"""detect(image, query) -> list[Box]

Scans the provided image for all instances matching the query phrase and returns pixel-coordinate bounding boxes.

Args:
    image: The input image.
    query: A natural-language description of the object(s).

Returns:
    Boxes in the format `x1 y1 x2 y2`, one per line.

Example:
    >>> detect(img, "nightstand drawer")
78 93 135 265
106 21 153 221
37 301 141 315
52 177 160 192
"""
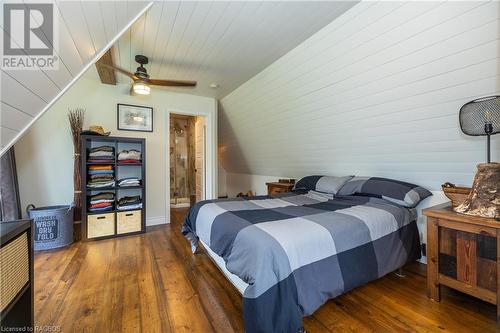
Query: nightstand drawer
87 213 115 238
117 210 142 234
269 186 289 195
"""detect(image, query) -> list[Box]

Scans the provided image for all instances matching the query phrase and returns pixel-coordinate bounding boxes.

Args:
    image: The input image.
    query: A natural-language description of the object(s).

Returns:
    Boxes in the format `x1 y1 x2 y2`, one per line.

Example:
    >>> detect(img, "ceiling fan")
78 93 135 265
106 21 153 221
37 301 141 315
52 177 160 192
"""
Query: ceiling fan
99 55 196 95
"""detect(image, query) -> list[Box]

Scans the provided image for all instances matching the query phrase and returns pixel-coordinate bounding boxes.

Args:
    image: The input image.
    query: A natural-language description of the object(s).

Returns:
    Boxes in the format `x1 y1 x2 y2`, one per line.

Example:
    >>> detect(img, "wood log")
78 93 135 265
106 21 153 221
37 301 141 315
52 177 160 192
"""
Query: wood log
454 163 499 219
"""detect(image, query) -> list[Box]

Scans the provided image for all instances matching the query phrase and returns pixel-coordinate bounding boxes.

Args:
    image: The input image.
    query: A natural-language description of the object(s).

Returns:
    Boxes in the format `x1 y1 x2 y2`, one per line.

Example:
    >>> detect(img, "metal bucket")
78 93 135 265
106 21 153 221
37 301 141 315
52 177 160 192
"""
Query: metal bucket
26 204 74 251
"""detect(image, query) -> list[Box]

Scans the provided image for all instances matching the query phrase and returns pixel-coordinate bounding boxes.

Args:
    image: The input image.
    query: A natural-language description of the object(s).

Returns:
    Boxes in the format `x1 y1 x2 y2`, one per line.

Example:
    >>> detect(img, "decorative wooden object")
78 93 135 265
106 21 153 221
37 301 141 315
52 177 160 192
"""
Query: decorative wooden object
0 220 33 330
423 204 500 319
68 108 84 241
455 163 499 219
95 48 116 85
266 182 295 196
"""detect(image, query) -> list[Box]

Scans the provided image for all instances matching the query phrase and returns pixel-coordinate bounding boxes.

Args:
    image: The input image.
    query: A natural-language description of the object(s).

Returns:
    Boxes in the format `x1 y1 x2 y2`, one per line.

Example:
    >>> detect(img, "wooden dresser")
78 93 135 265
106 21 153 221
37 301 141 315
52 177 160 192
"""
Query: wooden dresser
266 182 295 196
423 204 500 319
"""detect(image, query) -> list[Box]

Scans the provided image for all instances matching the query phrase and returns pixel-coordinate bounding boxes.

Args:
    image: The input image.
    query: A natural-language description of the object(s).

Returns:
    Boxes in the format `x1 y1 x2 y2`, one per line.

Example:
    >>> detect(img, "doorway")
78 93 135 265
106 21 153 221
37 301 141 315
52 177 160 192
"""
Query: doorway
169 114 205 208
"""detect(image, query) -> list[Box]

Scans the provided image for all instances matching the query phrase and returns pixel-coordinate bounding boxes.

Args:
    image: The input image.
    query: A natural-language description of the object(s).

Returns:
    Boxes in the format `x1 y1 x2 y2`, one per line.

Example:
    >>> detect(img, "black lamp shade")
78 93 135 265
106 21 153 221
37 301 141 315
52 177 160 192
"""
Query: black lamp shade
459 95 499 163
459 95 500 136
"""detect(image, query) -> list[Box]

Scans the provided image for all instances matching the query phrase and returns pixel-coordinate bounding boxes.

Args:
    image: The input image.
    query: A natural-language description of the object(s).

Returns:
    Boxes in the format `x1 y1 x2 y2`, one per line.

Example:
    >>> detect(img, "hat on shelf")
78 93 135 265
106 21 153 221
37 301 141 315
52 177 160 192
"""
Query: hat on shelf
81 125 111 136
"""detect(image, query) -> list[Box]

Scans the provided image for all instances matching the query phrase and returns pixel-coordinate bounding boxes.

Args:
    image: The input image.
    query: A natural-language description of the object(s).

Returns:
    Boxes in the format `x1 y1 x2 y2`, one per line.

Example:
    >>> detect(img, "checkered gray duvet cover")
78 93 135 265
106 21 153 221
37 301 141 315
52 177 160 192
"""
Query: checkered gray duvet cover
182 191 421 333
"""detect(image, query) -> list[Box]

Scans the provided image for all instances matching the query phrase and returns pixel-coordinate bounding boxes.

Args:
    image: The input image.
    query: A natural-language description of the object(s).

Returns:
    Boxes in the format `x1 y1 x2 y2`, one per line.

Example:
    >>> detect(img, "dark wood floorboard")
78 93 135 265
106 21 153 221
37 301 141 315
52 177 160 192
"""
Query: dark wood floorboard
34 208 499 332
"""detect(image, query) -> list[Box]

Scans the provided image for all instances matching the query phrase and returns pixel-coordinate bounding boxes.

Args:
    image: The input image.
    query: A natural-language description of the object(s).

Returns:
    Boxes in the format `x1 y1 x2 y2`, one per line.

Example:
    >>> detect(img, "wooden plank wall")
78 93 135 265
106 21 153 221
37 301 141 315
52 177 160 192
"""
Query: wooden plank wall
219 1 500 191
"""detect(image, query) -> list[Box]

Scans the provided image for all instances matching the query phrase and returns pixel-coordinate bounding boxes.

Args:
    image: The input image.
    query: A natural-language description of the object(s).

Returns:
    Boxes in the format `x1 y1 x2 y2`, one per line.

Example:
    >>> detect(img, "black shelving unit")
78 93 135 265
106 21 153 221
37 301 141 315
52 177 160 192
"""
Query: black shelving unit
81 135 146 241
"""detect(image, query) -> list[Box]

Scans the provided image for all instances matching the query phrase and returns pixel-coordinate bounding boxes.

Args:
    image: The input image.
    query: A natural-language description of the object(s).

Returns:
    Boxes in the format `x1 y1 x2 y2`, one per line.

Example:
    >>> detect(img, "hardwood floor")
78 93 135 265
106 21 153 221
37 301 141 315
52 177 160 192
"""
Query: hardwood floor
34 208 499 332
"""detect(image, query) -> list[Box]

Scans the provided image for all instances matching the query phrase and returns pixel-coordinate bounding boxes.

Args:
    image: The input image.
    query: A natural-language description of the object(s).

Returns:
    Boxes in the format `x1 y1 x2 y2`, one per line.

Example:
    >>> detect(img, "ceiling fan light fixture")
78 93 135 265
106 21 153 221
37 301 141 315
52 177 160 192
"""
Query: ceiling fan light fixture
133 80 151 95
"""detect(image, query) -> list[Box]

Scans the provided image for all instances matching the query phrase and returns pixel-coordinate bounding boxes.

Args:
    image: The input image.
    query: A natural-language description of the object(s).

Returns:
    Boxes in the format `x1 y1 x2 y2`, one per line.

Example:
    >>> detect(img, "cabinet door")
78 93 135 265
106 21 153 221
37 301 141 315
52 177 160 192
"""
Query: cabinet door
439 226 497 291
195 117 205 202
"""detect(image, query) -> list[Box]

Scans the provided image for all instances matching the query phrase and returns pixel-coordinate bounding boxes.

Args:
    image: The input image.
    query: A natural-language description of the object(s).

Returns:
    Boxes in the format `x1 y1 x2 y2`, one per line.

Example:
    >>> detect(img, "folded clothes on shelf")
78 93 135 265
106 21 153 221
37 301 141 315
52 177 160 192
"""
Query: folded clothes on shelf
117 203 142 211
89 192 115 201
118 195 141 205
90 145 114 153
118 159 141 164
90 174 114 180
117 177 141 187
88 146 115 162
87 180 115 188
89 202 113 209
117 195 142 210
90 199 114 204
88 170 114 175
88 159 114 163
89 165 113 170
88 205 114 213
118 149 141 161
88 192 115 212
87 165 114 188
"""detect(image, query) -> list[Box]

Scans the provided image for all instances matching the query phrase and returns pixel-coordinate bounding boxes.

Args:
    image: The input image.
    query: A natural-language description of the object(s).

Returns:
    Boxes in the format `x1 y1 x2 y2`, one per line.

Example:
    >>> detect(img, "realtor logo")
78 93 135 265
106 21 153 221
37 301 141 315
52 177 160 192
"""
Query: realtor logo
2 3 58 70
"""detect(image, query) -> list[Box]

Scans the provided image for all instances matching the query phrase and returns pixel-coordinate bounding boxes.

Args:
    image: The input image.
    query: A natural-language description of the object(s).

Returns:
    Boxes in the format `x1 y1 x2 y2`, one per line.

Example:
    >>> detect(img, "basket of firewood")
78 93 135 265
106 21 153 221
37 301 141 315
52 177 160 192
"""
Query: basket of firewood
442 182 471 208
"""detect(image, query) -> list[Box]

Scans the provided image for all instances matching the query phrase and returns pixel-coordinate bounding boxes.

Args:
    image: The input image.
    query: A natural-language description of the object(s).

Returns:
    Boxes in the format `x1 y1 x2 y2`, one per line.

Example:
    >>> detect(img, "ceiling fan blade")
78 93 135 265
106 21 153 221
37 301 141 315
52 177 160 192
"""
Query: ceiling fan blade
98 63 138 80
148 78 197 87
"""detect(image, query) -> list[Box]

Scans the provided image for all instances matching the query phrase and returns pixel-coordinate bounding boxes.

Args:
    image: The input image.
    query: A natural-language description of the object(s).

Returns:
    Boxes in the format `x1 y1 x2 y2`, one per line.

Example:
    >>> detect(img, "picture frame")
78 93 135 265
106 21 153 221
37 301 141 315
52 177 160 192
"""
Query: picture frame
117 103 153 132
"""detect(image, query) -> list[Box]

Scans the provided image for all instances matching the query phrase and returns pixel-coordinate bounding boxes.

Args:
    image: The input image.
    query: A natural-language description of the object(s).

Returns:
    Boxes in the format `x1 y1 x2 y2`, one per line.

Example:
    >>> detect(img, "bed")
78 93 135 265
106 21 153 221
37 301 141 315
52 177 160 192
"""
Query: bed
182 178 425 333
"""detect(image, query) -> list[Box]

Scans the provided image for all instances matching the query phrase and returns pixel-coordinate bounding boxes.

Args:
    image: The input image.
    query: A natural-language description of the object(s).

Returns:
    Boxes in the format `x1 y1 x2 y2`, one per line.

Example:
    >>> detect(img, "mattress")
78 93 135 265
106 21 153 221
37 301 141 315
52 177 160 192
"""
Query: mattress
199 239 248 295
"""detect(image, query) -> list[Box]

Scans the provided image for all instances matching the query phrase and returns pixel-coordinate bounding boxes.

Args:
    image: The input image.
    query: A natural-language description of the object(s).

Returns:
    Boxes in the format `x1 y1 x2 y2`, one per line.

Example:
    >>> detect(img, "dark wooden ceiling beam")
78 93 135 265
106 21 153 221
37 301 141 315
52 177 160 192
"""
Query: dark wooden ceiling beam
95 48 116 85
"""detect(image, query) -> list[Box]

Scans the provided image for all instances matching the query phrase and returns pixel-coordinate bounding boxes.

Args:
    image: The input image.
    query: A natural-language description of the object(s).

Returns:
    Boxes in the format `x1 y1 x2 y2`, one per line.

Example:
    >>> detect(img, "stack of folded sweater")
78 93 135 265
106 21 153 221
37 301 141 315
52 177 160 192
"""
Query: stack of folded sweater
88 165 115 188
118 149 141 164
117 195 142 210
117 177 141 187
88 145 115 163
88 192 115 212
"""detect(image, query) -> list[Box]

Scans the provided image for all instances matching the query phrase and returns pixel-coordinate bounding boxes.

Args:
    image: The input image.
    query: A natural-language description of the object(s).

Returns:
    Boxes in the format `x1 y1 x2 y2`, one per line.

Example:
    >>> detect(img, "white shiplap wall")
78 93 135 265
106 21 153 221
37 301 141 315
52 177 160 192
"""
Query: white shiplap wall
109 1 357 98
0 0 151 153
219 1 500 193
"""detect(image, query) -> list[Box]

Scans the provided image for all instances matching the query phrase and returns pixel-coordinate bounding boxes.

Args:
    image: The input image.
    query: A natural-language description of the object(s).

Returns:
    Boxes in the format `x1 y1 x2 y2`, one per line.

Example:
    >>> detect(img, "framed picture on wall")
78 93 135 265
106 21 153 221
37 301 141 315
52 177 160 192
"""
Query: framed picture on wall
117 104 153 132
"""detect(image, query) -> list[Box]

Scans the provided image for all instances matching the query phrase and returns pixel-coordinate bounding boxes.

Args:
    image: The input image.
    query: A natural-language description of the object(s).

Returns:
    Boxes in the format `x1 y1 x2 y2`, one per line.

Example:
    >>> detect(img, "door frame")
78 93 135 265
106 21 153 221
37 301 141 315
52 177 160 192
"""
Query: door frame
165 108 217 223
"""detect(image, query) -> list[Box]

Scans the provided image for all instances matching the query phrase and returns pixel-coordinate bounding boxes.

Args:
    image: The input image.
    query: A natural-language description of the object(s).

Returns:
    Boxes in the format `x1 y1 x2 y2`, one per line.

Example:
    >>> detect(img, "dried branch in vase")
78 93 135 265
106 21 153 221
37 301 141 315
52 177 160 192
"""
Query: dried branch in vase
68 108 85 227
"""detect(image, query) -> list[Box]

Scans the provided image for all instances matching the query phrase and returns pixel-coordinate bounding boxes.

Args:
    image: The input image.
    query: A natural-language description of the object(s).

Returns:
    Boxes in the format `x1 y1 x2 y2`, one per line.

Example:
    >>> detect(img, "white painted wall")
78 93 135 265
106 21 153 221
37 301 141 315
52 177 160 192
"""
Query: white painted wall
220 1 500 192
219 1 500 245
15 68 217 226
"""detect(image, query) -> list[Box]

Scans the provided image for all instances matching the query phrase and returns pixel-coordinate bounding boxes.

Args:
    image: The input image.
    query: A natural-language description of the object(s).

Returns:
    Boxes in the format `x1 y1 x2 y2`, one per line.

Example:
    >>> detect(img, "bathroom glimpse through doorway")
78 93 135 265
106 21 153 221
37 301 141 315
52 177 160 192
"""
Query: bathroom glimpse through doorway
169 114 205 208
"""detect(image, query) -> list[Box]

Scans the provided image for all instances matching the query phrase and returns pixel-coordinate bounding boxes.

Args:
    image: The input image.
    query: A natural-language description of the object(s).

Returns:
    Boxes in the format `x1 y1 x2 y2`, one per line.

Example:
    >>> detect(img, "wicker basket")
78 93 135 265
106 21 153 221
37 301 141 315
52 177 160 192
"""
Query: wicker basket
442 185 471 207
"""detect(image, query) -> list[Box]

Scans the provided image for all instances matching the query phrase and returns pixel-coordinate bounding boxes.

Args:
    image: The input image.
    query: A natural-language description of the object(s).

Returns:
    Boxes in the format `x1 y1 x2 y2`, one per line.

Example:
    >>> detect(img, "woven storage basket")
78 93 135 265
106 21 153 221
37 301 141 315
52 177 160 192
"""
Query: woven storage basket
0 232 29 312
442 185 471 207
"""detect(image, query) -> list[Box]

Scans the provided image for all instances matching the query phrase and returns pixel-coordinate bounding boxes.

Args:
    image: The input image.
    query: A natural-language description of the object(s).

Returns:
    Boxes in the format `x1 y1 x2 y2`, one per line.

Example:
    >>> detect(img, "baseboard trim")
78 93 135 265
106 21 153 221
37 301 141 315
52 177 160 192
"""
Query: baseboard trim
147 216 168 226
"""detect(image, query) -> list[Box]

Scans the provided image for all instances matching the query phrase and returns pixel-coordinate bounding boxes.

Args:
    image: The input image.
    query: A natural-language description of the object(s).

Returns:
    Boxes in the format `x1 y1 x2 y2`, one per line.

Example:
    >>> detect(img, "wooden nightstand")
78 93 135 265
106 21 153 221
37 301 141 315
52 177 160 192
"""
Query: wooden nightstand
423 204 500 319
266 182 295 196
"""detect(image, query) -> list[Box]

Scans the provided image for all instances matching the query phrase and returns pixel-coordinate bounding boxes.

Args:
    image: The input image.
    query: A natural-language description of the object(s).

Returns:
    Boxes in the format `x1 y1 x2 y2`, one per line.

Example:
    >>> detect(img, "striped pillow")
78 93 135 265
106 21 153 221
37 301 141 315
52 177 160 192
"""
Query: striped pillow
337 177 432 208
293 175 354 195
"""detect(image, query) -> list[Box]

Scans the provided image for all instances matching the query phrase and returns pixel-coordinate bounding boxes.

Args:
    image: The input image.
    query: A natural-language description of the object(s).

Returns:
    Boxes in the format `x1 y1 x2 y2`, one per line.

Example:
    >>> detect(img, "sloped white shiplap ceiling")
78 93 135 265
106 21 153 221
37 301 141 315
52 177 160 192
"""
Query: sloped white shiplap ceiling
0 0 152 153
105 1 358 98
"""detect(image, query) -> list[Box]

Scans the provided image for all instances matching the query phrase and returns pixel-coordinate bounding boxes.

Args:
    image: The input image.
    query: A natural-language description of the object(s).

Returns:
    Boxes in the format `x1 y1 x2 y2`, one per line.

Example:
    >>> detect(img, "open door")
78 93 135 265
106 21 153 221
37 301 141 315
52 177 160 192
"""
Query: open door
194 117 205 202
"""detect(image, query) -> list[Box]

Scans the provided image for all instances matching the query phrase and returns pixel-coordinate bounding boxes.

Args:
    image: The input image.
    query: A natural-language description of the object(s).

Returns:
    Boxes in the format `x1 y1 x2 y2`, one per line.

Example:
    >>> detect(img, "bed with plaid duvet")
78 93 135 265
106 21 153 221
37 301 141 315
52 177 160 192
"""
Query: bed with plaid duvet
182 191 421 333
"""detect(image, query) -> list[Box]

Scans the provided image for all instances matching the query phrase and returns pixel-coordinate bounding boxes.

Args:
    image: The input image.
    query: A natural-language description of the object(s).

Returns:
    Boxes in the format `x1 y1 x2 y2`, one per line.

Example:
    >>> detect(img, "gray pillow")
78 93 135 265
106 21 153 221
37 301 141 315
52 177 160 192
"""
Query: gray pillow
294 175 354 195
338 177 432 207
